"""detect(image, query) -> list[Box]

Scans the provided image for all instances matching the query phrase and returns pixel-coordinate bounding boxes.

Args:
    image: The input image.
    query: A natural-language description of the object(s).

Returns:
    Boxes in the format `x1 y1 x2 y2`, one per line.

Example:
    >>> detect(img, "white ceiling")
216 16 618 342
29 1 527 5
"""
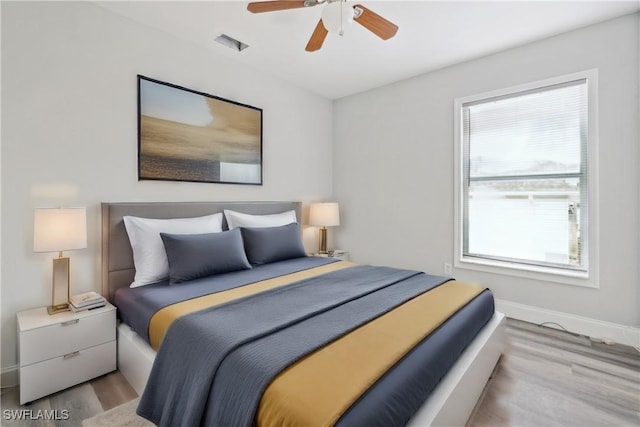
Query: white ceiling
96 0 639 99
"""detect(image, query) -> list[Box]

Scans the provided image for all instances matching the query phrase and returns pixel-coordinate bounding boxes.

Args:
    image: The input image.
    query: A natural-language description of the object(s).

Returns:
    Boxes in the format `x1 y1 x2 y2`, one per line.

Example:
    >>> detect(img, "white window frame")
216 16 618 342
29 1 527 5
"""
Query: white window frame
453 70 599 288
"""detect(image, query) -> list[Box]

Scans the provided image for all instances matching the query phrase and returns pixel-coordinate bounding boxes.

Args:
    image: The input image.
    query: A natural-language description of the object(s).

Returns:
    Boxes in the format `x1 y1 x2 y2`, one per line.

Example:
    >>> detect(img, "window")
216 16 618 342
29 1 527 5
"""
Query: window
454 71 598 285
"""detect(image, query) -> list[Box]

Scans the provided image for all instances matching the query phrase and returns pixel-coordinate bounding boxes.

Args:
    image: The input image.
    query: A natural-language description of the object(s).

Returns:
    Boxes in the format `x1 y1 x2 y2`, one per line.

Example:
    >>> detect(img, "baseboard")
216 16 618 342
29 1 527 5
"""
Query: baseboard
496 299 640 349
1 365 19 387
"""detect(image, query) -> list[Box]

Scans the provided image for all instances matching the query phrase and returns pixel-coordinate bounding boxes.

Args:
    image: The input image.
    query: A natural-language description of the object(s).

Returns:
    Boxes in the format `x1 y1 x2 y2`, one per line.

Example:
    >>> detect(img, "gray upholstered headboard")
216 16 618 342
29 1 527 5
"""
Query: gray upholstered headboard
101 201 302 302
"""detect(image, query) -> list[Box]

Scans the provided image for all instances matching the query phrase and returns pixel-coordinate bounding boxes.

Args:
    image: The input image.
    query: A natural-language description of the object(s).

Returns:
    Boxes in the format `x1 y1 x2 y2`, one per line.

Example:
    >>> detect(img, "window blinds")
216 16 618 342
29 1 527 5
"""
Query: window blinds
462 79 588 271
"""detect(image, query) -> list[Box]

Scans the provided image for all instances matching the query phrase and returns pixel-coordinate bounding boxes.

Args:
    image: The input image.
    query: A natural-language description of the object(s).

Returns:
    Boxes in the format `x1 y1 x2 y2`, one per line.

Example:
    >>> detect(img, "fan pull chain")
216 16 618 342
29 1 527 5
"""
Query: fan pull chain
339 0 345 36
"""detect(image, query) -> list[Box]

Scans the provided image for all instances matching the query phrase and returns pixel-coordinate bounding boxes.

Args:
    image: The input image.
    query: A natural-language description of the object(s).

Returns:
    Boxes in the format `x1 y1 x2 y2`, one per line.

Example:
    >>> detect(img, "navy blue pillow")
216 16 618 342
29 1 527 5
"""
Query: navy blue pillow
240 223 306 265
160 228 251 284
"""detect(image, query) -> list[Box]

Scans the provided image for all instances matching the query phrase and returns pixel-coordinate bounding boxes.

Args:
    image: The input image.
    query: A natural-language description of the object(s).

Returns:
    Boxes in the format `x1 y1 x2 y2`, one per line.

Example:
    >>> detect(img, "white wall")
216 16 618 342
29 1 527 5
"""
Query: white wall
1 2 333 370
333 14 639 328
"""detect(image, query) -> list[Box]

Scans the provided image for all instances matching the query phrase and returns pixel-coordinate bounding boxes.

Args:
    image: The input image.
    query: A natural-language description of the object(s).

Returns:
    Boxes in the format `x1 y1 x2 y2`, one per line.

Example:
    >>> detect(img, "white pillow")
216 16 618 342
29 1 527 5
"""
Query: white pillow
224 209 297 230
123 213 223 287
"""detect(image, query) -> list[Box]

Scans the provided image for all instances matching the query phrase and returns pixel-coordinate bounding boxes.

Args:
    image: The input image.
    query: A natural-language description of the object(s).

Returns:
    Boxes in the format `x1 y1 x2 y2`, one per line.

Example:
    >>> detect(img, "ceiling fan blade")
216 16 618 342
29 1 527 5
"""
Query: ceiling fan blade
247 1 306 14
305 19 328 52
353 4 398 40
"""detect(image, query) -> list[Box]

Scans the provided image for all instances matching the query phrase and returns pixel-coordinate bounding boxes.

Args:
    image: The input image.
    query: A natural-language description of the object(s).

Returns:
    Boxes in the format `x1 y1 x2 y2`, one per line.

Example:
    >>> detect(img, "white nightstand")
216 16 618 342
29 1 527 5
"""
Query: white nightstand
17 302 116 404
314 250 350 261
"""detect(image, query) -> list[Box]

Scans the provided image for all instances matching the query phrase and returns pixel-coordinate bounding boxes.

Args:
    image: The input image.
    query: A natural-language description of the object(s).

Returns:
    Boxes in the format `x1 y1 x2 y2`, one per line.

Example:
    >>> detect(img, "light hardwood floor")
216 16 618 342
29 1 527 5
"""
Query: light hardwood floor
468 319 639 427
1 371 137 426
1 318 638 426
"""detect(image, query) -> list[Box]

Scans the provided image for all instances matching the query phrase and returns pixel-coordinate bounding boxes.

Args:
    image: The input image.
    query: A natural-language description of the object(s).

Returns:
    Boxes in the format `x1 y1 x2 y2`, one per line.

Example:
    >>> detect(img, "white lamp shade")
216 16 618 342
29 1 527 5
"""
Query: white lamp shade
321 1 355 33
34 208 87 252
309 202 340 227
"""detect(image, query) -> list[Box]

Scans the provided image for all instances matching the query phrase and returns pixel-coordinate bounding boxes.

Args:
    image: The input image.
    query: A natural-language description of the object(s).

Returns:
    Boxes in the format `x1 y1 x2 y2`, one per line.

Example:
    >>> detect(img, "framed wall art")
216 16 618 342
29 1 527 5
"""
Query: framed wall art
137 75 263 185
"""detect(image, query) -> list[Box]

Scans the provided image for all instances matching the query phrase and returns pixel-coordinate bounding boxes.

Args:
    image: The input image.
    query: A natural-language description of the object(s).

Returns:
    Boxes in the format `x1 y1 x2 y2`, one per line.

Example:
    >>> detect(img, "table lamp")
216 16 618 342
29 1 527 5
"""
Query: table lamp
33 207 87 314
309 202 340 254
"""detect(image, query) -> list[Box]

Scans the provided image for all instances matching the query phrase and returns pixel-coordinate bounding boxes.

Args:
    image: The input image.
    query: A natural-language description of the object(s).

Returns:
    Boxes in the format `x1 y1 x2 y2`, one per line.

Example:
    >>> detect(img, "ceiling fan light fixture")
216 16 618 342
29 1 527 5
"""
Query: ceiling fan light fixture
246 0 398 51
321 1 354 34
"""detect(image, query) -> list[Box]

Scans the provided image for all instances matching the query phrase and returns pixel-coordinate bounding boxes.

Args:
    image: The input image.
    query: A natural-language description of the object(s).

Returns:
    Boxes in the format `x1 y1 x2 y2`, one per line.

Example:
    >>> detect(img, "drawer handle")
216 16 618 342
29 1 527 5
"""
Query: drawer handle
63 351 80 359
61 319 79 326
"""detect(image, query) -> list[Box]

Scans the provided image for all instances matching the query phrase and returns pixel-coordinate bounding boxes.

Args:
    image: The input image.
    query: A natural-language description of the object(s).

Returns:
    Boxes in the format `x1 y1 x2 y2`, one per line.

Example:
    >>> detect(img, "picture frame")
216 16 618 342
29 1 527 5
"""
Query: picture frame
137 75 263 185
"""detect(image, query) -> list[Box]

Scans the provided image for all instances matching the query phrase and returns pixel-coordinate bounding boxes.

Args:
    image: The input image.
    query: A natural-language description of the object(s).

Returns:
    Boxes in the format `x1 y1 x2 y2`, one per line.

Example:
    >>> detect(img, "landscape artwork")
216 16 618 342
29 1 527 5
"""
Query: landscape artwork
138 76 262 185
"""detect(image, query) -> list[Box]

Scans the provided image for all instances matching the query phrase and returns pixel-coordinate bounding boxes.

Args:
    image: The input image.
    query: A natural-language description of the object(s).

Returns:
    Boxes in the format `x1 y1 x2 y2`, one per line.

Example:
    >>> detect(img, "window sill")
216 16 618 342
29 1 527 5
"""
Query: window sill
455 257 598 289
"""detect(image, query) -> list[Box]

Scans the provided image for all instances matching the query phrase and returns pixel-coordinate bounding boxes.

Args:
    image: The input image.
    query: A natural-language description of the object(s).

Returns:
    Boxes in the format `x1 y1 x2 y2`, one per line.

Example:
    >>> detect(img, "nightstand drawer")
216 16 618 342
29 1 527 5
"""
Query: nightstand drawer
19 309 115 366
20 340 116 404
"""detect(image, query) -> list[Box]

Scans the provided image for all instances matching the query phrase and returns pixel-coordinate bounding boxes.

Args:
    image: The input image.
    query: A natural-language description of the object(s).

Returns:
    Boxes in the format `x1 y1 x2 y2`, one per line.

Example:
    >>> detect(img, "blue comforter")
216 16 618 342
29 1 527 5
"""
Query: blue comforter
135 263 493 427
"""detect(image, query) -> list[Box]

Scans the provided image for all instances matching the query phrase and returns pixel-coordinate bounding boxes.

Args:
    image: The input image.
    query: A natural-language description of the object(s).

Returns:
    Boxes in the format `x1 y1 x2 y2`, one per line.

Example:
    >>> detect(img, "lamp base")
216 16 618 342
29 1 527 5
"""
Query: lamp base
47 303 70 315
50 255 71 316
318 227 329 254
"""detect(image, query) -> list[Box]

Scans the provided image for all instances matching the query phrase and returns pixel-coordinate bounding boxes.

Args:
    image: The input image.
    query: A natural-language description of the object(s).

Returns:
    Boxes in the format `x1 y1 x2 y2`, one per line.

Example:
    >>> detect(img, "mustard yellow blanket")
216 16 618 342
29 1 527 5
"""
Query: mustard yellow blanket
257 280 485 427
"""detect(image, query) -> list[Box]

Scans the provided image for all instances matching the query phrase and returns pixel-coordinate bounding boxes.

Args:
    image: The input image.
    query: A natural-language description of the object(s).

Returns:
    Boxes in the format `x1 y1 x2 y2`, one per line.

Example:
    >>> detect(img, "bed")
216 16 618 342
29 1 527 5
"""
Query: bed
101 201 505 427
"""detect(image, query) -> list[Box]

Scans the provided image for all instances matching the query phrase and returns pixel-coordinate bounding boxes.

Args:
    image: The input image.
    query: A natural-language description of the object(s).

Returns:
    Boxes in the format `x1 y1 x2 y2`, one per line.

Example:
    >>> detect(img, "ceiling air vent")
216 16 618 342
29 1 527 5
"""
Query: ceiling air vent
215 34 249 52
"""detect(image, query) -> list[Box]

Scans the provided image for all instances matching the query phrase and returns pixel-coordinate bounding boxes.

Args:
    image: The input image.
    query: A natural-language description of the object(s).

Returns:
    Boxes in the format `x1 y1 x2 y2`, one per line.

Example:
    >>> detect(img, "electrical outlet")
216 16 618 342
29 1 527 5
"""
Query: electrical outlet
444 263 452 275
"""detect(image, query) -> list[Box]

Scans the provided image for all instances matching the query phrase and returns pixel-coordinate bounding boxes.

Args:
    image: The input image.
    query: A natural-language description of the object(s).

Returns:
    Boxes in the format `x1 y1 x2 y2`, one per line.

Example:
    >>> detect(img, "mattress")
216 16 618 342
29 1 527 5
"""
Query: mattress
115 257 494 427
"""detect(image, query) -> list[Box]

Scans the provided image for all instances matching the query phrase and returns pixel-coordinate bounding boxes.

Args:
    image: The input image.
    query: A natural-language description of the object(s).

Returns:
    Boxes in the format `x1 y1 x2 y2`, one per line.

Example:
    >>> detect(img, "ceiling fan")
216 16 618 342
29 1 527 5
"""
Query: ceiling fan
247 0 399 52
